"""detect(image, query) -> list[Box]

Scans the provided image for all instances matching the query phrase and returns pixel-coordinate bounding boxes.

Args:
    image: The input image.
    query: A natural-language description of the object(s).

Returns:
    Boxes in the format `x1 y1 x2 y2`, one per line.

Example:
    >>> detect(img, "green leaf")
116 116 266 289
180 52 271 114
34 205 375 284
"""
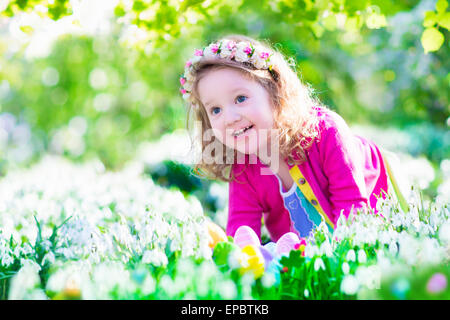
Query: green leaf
114 5 126 18
345 15 362 31
16 0 28 10
212 241 239 266
436 0 448 14
132 0 148 12
19 25 34 34
366 13 387 29
323 14 337 31
421 27 445 53
423 11 437 28
311 21 325 38
437 12 450 30
280 250 304 269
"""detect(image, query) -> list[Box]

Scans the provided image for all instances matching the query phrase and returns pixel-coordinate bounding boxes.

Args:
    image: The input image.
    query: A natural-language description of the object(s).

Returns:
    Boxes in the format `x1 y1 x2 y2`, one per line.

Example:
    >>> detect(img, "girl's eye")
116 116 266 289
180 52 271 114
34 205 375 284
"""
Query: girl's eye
235 95 247 104
211 107 221 115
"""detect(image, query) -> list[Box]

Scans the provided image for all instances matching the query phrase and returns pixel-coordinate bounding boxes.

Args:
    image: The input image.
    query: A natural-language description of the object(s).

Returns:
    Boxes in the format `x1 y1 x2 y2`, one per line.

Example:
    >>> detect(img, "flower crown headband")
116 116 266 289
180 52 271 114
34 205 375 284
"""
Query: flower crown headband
179 39 274 104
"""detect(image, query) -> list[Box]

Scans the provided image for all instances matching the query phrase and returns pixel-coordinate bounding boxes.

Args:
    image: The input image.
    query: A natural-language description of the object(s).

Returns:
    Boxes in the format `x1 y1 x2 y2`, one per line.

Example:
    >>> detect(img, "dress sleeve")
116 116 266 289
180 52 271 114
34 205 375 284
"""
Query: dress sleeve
318 112 369 220
226 165 263 240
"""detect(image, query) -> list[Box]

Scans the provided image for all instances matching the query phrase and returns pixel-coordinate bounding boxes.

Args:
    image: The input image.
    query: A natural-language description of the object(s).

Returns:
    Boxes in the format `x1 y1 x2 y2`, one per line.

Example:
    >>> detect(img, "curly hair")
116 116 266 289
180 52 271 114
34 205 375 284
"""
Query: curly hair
184 34 326 182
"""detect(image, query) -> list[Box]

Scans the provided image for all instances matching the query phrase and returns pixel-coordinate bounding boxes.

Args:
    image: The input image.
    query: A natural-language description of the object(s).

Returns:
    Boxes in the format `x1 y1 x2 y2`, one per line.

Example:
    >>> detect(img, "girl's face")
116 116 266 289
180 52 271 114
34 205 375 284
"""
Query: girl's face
197 68 275 155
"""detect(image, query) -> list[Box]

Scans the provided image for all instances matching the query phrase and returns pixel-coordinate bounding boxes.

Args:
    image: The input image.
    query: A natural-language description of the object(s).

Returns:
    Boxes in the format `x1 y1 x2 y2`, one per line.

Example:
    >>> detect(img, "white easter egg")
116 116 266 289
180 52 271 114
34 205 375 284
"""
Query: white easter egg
276 232 300 256
234 225 260 248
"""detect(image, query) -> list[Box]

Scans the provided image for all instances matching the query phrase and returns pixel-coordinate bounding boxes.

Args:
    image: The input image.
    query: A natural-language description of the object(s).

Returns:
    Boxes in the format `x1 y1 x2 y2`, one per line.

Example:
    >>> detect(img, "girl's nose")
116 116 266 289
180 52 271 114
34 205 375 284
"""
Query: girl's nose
224 105 242 126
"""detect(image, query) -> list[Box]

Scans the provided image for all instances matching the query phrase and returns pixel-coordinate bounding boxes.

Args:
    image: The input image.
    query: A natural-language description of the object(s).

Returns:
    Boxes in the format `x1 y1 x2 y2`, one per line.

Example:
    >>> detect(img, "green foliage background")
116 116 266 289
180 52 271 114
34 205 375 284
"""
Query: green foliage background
0 0 449 301
0 0 448 173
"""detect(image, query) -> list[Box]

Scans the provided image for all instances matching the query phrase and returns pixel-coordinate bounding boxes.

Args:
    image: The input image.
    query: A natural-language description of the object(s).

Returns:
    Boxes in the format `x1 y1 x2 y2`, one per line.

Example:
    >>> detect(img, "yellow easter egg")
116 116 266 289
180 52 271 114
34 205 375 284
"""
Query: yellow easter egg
238 245 265 279
53 278 81 300
206 221 228 249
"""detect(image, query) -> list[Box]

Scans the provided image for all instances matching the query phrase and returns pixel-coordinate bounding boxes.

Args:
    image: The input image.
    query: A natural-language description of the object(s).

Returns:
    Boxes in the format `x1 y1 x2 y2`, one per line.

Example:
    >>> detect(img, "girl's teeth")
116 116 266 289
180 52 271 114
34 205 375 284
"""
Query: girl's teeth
233 126 252 136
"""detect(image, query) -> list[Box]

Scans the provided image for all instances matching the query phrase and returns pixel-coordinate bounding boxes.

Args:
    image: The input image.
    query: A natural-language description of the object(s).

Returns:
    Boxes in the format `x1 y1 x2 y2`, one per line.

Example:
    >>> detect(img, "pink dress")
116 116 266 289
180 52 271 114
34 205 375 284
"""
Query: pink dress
227 108 389 242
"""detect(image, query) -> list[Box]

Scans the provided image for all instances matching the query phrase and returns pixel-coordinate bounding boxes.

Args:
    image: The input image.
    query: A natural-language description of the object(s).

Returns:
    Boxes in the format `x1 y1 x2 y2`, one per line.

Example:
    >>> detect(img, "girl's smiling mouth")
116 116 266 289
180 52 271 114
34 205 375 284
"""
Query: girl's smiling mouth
231 125 254 137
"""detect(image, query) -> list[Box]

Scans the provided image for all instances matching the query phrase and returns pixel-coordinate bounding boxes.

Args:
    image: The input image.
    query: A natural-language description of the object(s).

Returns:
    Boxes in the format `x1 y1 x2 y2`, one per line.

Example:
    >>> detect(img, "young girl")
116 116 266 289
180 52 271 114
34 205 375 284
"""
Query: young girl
179 35 407 243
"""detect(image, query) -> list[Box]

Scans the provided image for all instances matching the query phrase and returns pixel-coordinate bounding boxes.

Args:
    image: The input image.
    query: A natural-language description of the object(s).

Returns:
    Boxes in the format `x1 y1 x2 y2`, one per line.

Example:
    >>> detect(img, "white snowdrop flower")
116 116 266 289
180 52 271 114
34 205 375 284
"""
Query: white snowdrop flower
198 261 217 281
303 242 319 258
195 279 210 297
42 252 55 265
220 279 237 299
346 249 356 262
406 157 435 190
418 238 443 265
158 274 175 296
40 239 52 252
261 272 276 288
336 212 349 228
398 236 418 265
340 274 359 295
390 213 403 229
20 259 41 272
47 263 90 298
227 250 241 269
1 254 14 267
357 249 367 264
342 262 350 275
240 272 255 299
429 211 440 232
1 217 16 240
172 274 190 294
378 230 390 246
90 262 136 299
319 240 333 257
356 265 381 290
142 249 168 267
314 258 326 271
419 221 434 237
439 221 450 244
140 275 156 296
8 261 43 299
411 217 421 232
304 288 310 298
176 259 196 277
196 239 213 260
110 222 133 246
196 262 217 296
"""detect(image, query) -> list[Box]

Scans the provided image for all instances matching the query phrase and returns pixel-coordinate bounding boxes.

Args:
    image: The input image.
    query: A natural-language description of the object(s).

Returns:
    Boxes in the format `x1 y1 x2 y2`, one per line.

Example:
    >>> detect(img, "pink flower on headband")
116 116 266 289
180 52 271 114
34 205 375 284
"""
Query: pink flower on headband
211 43 219 53
227 41 236 50
180 40 273 101
260 52 270 60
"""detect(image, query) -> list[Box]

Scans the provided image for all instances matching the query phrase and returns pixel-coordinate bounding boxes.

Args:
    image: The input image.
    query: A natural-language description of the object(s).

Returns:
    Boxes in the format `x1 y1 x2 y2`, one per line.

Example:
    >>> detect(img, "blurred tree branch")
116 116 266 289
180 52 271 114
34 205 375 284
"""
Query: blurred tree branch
2 0 448 53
